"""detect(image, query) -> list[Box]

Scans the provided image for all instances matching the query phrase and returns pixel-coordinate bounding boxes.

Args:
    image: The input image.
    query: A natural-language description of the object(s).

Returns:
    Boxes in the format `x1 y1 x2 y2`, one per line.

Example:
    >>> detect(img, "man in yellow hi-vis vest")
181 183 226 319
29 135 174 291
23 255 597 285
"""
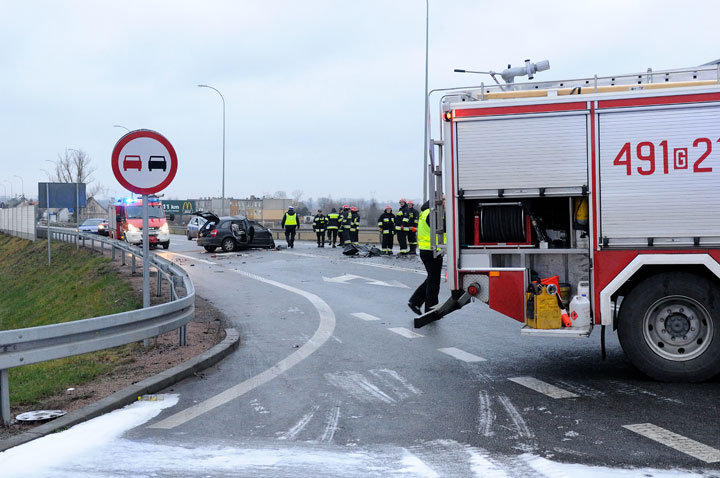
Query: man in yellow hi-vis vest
408 198 445 315
281 205 300 248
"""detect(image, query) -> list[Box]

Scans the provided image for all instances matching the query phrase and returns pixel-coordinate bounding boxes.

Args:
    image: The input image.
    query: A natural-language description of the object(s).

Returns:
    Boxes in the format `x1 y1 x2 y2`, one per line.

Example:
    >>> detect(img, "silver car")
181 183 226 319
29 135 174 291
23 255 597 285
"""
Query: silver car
186 215 207 240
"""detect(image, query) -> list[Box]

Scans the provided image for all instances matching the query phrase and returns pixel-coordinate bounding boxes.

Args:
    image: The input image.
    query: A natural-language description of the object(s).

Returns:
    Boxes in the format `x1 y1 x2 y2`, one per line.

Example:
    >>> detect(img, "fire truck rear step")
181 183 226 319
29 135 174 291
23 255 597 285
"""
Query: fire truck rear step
520 324 592 337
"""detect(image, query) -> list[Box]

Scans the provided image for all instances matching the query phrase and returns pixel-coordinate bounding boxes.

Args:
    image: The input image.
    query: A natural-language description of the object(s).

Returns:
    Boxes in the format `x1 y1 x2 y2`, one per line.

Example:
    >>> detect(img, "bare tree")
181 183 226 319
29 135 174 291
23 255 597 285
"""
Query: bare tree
273 190 287 199
50 148 108 198
291 189 304 203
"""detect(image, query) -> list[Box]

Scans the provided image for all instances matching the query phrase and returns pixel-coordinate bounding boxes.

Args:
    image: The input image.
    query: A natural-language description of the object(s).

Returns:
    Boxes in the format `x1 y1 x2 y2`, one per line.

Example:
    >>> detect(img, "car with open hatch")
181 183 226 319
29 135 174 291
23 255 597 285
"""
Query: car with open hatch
195 212 275 252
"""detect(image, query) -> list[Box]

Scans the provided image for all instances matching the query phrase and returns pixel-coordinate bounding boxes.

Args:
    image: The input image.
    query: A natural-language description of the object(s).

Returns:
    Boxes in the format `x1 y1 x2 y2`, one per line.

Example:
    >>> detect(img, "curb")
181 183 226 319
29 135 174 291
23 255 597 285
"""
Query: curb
0 327 240 452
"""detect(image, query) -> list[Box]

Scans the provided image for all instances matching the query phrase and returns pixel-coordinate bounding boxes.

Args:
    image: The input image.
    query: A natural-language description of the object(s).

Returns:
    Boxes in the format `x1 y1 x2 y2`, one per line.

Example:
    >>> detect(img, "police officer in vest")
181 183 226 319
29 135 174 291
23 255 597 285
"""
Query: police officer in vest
312 209 328 247
377 205 395 255
408 197 446 315
326 208 340 247
395 198 410 255
407 200 419 254
281 205 300 248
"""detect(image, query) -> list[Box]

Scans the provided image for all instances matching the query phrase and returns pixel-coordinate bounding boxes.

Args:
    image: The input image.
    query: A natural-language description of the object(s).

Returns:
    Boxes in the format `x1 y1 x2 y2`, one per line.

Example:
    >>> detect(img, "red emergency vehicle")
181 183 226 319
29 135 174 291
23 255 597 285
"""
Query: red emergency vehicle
421 62 720 381
108 196 171 249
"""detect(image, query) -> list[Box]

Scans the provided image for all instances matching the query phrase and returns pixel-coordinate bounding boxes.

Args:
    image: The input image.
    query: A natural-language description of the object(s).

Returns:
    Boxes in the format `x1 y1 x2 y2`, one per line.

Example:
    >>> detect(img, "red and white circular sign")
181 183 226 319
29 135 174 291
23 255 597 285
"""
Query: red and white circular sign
111 129 178 194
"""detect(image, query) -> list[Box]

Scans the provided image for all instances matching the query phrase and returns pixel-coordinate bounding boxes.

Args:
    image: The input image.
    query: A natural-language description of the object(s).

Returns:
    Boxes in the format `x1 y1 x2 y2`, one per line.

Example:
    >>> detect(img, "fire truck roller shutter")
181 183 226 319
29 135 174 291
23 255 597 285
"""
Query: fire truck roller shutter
456 113 588 194
599 104 720 243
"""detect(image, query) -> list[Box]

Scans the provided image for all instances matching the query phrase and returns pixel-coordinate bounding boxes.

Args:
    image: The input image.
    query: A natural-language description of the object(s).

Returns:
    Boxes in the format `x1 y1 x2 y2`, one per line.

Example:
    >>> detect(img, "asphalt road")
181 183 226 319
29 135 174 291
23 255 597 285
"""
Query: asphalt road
17 234 720 476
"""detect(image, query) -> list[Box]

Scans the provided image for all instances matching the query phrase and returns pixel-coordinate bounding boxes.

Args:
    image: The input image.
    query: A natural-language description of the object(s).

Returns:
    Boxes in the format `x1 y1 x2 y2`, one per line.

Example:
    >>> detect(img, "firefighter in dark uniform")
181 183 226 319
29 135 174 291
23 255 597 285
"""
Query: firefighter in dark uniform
312 209 327 247
377 205 395 255
407 200 419 254
339 204 352 246
395 198 410 255
326 208 340 247
350 206 360 245
281 205 300 248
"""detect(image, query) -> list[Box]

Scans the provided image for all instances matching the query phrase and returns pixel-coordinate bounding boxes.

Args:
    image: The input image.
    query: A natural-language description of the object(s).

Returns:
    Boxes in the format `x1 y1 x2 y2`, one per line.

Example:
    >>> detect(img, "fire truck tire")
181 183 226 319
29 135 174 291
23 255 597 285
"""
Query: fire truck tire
618 272 720 382
161 241 169 250
221 237 236 253
204 246 217 252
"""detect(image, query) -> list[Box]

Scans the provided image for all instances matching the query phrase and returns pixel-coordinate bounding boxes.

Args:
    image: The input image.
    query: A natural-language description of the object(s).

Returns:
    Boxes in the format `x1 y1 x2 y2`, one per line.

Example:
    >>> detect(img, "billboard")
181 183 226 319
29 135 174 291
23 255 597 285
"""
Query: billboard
37 183 87 209
163 200 195 215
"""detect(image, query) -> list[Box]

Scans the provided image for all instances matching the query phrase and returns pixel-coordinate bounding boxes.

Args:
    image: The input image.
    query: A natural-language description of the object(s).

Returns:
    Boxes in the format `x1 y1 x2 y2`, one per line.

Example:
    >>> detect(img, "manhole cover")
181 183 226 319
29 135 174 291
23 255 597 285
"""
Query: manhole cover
15 410 66 422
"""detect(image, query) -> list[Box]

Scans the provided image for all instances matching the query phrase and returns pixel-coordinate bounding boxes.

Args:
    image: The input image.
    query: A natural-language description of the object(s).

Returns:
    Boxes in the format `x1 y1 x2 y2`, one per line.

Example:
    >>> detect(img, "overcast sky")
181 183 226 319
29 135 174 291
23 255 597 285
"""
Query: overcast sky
1 0 718 204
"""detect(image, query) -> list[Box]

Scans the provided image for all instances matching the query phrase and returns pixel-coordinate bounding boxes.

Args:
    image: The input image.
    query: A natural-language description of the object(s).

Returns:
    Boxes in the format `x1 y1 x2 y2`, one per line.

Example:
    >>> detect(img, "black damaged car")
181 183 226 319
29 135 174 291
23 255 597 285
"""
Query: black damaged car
195 212 275 252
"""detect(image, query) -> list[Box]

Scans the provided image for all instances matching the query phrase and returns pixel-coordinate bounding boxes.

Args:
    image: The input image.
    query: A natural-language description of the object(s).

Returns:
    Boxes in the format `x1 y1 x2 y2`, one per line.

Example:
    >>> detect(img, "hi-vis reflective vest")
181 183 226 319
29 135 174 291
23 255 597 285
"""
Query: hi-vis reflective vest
418 209 445 251
283 212 298 226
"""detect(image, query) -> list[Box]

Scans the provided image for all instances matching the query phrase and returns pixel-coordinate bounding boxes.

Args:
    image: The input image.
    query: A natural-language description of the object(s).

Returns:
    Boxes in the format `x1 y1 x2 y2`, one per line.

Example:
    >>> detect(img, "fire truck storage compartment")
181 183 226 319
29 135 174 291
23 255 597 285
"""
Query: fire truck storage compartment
455 112 588 196
459 197 583 249
599 103 720 246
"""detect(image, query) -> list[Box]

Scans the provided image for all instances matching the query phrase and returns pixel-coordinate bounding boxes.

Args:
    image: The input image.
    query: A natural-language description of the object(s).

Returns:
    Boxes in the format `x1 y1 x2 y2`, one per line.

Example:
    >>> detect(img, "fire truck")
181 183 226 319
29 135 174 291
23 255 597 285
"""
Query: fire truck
108 196 171 249
418 60 720 382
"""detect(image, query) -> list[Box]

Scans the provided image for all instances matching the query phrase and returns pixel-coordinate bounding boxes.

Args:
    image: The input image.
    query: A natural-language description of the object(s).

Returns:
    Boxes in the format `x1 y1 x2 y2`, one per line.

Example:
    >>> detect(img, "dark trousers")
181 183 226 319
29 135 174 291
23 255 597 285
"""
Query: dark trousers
396 230 408 253
284 225 297 248
315 231 325 246
407 230 417 253
381 233 393 252
409 250 443 312
350 229 359 244
327 229 338 245
341 229 351 245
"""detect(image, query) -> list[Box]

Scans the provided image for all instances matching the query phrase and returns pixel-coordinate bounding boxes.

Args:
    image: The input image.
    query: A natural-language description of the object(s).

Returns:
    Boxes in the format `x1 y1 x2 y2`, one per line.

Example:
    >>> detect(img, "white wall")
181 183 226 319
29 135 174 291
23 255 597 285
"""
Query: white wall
0 205 37 241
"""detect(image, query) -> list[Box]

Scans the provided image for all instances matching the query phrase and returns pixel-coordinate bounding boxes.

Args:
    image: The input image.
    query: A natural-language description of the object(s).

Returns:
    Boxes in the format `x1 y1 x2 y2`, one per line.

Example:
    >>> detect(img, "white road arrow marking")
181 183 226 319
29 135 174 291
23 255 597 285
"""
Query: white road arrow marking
322 274 409 288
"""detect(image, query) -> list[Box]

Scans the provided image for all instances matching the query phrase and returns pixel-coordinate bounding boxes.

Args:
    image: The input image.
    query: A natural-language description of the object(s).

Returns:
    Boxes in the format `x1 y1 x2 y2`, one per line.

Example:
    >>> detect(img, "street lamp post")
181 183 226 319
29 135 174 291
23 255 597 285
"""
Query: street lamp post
13 175 24 198
423 0 430 203
198 84 226 216
40 169 52 265
3 180 12 198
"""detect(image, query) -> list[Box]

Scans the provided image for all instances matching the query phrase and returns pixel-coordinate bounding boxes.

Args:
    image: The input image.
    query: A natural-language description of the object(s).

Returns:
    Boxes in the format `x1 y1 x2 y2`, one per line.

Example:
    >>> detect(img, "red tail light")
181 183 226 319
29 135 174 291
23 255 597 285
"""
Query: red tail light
210 229 218 237
467 283 481 297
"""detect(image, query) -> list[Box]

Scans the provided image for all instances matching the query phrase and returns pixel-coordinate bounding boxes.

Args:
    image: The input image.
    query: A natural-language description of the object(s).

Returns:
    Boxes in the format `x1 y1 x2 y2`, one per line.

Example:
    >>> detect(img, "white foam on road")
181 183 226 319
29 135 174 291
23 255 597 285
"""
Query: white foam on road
388 327 424 339
508 376 579 399
438 347 486 363
623 423 720 463
325 371 396 404
278 405 320 441
0 395 178 477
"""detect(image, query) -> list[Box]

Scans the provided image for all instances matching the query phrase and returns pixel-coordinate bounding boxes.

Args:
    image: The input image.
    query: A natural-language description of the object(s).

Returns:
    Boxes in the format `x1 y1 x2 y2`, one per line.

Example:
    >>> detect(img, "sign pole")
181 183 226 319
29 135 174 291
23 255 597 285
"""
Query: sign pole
142 194 150 347
46 182 51 265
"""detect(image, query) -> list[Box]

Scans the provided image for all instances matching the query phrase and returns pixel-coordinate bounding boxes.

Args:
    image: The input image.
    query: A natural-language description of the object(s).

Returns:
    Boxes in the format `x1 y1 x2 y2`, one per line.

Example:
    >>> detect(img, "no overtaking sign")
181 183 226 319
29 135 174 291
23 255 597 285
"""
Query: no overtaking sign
111 130 178 195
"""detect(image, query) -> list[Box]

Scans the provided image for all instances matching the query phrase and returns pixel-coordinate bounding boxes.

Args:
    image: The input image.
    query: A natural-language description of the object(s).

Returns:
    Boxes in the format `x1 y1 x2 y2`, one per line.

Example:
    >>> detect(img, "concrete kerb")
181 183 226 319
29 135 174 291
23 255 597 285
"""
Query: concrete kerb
0 327 240 452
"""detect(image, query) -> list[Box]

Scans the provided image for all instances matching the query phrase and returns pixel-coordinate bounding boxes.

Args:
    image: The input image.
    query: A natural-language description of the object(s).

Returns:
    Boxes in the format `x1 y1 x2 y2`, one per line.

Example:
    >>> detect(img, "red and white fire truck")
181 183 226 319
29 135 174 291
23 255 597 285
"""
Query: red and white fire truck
419 61 720 382
108 196 171 249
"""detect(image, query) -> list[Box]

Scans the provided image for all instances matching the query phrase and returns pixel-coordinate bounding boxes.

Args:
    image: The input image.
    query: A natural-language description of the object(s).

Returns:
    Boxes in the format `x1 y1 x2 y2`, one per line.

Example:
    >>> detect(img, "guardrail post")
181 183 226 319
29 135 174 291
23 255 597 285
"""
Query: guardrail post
132 255 136 274
111 245 116 260
156 270 162 297
121 250 126 266
179 325 187 346
1 369 9 426
101 241 104 255
91 238 94 251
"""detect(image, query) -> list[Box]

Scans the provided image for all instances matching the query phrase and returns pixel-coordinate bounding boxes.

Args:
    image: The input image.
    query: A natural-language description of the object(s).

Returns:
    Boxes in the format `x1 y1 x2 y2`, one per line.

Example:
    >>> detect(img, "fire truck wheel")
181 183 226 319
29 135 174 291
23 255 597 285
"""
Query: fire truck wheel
221 237 236 253
161 241 169 250
618 272 720 382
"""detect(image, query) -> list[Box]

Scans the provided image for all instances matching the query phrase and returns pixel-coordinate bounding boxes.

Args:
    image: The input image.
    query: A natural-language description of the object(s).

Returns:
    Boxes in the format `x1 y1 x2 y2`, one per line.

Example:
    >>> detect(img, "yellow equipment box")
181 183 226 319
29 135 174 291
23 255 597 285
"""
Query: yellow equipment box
526 286 562 329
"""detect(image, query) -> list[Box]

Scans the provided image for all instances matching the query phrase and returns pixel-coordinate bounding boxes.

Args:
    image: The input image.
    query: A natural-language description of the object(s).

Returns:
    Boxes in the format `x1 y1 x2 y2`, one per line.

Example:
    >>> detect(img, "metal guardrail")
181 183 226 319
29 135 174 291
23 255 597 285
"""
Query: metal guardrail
0 227 195 426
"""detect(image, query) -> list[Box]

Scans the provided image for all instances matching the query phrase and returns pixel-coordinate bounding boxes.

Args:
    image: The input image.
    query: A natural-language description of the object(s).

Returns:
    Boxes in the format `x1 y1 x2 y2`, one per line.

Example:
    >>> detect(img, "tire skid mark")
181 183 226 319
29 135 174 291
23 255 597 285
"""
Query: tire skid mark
477 390 495 437
368 369 422 400
278 405 320 441
320 400 341 443
553 380 605 399
324 371 395 404
609 381 683 404
497 394 534 441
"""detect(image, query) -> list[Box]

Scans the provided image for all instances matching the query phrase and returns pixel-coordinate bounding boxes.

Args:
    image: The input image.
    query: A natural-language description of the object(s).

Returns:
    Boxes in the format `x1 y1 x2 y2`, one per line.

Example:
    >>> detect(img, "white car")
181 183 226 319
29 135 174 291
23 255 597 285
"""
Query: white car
186 215 207 240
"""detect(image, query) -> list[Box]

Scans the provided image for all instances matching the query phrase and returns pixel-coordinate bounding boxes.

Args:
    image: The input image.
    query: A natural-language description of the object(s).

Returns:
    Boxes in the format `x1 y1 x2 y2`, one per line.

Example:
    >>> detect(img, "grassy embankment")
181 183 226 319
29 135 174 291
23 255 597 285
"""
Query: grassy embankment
0 234 140 405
